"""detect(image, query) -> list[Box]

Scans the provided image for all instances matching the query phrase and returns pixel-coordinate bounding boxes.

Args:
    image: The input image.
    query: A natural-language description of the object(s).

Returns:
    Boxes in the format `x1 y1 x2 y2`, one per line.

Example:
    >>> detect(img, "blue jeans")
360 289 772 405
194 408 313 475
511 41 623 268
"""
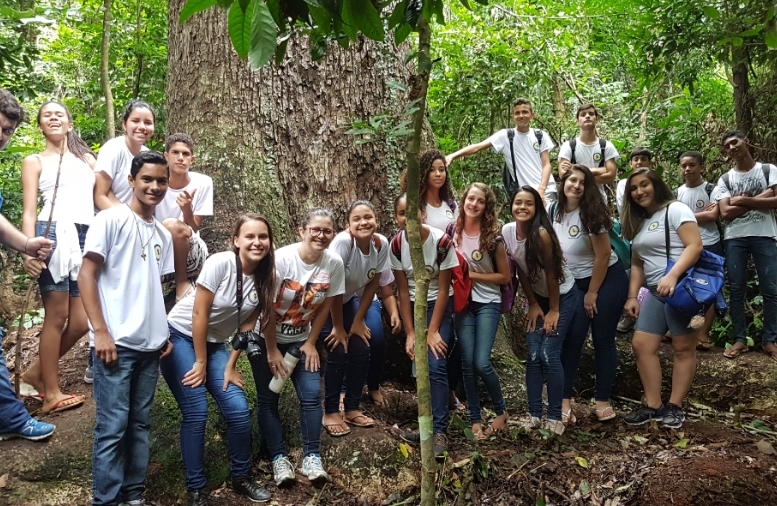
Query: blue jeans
35 221 88 295
562 262 628 401
92 346 160 506
725 237 777 346
250 340 321 458
455 301 506 423
320 296 371 413
525 290 583 421
0 328 32 434
414 299 454 434
160 326 252 491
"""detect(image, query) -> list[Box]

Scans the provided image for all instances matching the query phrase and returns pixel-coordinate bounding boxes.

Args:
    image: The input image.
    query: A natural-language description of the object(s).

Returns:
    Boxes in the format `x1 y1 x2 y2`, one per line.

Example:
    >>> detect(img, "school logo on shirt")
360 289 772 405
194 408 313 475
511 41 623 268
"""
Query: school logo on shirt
533 142 540 151
593 152 602 162
425 265 434 274
367 268 376 280
648 221 659 231
445 210 454 219
249 289 259 303
568 225 580 237
154 245 162 260
696 199 705 209
472 250 483 261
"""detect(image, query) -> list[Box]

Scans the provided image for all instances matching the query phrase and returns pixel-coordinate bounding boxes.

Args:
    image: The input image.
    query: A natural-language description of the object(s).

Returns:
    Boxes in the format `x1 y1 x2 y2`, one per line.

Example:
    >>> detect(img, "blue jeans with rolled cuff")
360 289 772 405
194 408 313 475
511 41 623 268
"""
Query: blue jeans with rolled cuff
0 328 33 435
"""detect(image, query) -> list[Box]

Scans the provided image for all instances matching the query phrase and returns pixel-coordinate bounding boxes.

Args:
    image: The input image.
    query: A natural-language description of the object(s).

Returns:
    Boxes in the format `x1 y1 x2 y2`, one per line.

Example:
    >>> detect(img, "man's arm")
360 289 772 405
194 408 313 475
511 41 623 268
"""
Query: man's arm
719 187 775 220
445 139 493 166
0 214 52 258
538 150 553 195
79 252 118 366
590 159 617 184
94 171 121 210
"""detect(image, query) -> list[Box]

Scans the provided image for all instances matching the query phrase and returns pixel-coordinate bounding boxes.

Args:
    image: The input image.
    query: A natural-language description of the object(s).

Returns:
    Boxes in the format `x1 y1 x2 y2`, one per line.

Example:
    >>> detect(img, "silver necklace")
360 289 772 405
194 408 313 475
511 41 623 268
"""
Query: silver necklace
128 205 156 261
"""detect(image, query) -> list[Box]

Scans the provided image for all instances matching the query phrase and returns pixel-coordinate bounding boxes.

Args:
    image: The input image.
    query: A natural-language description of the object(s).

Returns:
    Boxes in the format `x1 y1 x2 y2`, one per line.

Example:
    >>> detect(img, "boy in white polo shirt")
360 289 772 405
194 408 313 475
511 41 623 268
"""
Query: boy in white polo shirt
79 150 174 506
445 98 556 201
156 133 213 302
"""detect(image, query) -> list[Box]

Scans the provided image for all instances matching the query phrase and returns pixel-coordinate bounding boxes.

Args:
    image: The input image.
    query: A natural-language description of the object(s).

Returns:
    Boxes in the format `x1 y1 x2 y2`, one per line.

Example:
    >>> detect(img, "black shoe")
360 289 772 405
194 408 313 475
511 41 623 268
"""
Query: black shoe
623 405 664 426
433 433 448 460
186 490 209 506
232 477 271 503
660 403 685 429
400 431 420 444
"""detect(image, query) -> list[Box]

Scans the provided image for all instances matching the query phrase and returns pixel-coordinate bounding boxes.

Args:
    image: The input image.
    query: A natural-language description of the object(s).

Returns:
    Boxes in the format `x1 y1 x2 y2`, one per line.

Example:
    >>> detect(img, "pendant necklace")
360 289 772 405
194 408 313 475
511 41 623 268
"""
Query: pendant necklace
128 204 156 261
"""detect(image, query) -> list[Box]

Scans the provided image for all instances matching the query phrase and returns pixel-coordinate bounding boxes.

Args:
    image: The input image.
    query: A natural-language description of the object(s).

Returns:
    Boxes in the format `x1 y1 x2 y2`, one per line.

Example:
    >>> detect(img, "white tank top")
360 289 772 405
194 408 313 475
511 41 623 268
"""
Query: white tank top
37 153 96 225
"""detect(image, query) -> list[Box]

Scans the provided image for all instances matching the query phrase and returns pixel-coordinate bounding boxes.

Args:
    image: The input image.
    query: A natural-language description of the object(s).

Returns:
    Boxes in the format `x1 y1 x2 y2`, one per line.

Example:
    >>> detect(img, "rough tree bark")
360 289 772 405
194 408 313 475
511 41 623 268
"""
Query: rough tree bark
100 0 115 139
166 0 414 247
731 45 753 137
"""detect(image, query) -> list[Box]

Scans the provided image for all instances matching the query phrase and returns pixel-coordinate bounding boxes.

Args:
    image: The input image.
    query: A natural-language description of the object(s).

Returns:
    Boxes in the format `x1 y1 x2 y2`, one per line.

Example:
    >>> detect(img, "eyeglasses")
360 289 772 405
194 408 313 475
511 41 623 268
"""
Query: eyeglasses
307 227 335 238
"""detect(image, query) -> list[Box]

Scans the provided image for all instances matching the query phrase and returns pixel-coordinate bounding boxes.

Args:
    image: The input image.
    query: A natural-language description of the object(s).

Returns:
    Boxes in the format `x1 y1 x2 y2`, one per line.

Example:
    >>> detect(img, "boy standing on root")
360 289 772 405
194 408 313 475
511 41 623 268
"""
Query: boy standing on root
79 151 175 506
445 98 556 202
157 134 213 302
716 132 777 361
558 104 619 203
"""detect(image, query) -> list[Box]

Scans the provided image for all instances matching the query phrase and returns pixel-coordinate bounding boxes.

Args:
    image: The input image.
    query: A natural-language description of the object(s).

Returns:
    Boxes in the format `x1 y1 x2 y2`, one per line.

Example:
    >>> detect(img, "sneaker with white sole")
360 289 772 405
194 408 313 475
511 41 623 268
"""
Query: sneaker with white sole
543 419 565 435
0 418 55 441
84 365 94 384
617 315 636 333
300 453 330 485
271 455 296 486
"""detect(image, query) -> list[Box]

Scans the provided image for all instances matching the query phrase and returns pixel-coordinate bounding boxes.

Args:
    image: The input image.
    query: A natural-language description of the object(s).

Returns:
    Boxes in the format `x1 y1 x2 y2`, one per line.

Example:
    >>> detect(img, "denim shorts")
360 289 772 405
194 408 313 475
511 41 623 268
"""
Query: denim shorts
35 221 89 296
634 287 695 337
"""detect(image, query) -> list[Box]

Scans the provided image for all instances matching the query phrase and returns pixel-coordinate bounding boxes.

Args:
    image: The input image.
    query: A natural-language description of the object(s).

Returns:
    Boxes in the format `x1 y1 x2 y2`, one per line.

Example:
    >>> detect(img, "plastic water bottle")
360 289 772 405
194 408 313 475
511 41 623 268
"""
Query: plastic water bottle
268 347 301 393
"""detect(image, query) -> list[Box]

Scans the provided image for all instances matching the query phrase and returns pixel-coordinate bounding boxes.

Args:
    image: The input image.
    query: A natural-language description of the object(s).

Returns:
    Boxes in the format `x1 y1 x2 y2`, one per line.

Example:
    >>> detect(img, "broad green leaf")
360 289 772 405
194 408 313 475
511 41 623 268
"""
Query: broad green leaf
0 7 36 19
249 0 277 68
239 0 251 12
732 37 744 47
395 22 412 45
309 6 332 29
536 498 546 506
399 442 410 458
387 80 408 92
179 0 219 23
673 438 689 449
767 6 776 22
459 0 471 9
344 0 385 41
340 0 358 39
701 6 718 20
228 0 252 59
266 0 281 25
463 427 476 441
274 36 289 65
388 0 408 29
740 26 763 37
575 456 589 469
765 31 777 49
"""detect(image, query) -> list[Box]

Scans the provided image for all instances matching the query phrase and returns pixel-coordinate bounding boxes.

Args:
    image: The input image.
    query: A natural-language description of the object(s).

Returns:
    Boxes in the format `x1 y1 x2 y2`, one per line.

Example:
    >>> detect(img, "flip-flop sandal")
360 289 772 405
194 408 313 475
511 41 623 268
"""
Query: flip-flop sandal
562 409 576 425
43 394 85 414
345 414 375 428
696 340 711 351
322 420 351 437
724 345 748 359
762 345 777 362
595 406 617 422
472 429 488 441
19 381 44 399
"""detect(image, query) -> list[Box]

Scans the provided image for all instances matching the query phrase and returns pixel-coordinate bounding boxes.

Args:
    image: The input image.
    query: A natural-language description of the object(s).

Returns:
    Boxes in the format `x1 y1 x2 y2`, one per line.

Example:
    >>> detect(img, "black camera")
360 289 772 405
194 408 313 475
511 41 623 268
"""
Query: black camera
231 330 263 361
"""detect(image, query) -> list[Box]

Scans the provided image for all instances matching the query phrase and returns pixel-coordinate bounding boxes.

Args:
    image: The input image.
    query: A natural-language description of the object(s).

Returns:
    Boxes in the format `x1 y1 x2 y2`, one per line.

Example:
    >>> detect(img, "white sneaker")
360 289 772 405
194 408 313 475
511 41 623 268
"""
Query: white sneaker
300 453 330 485
272 455 296 486
543 419 565 435
518 415 543 430
617 315 635 333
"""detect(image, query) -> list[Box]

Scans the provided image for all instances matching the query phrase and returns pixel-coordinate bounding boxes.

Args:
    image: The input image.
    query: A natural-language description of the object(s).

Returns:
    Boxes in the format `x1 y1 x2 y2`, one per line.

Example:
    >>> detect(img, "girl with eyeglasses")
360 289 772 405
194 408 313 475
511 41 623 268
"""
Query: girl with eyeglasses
250 209 345 488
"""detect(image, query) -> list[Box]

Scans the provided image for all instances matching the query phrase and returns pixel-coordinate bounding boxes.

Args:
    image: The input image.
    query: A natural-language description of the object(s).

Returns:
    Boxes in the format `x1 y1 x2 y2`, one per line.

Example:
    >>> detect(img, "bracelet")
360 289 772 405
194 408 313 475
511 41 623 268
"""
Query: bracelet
627 296 638 300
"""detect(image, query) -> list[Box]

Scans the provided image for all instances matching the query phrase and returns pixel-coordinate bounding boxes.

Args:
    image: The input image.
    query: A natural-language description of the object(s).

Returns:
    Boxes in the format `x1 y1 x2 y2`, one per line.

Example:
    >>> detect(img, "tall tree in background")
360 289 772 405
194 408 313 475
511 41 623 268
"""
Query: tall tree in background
100 0 115 138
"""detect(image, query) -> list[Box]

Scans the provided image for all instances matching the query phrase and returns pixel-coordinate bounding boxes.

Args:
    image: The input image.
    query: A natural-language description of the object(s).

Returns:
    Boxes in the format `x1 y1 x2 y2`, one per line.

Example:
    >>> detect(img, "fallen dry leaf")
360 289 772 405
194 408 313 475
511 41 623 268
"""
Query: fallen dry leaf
0 473 8 488
755 439 776 455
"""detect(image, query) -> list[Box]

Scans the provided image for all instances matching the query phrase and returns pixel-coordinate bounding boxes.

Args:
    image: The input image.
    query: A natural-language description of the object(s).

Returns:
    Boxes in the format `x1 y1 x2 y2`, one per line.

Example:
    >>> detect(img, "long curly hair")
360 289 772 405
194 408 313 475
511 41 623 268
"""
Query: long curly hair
621 168 676 240
555 164 612 234
400 149 455 210
511 186 566 285
453 182 500 253
231 213 277 331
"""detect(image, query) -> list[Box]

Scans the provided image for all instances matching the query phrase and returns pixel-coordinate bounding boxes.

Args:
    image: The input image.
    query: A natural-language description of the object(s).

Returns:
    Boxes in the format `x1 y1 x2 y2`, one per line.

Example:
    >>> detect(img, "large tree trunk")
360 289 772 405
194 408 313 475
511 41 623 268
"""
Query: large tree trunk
166 0 414 247
731 46 753 137
100 0 115 139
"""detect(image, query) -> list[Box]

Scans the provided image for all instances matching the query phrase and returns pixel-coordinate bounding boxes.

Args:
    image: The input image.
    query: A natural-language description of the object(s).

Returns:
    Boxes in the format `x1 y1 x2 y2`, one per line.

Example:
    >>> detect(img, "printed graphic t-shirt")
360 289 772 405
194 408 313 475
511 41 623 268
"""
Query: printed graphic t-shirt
714 163 777 240
269 243 345 344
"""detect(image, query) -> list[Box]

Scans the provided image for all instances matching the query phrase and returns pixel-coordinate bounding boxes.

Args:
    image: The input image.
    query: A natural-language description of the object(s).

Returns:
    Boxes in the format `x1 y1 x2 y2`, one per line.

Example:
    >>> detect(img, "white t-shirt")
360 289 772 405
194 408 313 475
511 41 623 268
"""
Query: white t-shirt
631 202 697 287
269 243 345 344
83 205 174 351
168 251 261 344
389 228 459 302
616 178 627 215
558 138 619 202
676 183 721 246
488 128 556 193
425 201 457 232
36 155 95 225
94 136 149 205
154 172 214 222
715 163 777 240
329 232 389 302
502 222 575 298
552 207 618 280
455 231 501 304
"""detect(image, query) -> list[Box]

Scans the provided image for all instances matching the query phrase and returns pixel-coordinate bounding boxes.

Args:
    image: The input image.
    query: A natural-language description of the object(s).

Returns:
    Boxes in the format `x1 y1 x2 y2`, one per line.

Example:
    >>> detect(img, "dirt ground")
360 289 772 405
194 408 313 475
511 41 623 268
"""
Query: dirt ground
1 325 777 506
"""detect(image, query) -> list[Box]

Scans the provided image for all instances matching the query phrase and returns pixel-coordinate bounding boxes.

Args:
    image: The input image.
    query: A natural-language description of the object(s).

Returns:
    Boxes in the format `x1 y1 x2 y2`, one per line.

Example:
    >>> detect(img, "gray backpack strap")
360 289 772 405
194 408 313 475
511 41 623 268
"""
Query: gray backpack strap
568 138 577 165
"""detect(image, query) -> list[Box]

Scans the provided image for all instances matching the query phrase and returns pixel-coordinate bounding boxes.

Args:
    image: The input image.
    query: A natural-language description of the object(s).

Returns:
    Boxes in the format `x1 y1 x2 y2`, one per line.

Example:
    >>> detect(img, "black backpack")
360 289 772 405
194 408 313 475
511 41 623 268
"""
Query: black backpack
568 138 607 167
502 128 544 198
721 163 772 193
